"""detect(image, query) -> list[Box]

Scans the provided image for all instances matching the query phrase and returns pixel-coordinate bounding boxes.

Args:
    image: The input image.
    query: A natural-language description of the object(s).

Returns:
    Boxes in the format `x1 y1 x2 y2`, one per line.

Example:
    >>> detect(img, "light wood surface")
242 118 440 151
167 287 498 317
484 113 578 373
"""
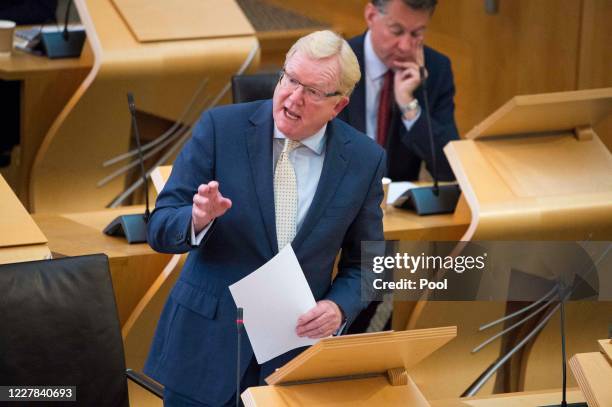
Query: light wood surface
245 327 455 406
599 339 612 364
569 351 612 407
0 174 46 247
266 327 456 385
0 46 91 79
404 301 506 398
243 375 429 407
383 206 468 241
430 388 585 407
113 0 254 42
33 206 172 326
29 0 259 213
445 88 612 241
465 88 612 139
0 47 91 208
0 174 50 264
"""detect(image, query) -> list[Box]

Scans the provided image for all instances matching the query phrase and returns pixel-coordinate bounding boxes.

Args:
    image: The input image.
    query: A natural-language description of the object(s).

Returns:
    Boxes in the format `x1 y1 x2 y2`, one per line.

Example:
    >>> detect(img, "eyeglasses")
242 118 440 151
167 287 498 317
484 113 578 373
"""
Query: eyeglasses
278 69 342 102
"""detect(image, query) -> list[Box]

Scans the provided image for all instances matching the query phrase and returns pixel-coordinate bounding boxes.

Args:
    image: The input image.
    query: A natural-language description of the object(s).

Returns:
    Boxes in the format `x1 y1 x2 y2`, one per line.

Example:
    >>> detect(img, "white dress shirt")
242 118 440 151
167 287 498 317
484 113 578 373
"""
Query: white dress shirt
364 30 420 142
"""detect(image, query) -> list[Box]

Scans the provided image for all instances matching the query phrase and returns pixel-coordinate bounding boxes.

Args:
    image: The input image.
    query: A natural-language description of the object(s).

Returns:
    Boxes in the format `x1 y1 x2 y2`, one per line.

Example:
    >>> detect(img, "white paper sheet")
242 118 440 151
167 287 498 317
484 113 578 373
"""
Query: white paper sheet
387 181 417 204
229 245 318 364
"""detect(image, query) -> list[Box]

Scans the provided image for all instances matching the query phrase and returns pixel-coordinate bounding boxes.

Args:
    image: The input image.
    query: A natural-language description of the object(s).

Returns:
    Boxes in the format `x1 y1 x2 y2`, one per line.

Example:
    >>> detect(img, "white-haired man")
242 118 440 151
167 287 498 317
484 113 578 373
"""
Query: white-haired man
145 30 385 406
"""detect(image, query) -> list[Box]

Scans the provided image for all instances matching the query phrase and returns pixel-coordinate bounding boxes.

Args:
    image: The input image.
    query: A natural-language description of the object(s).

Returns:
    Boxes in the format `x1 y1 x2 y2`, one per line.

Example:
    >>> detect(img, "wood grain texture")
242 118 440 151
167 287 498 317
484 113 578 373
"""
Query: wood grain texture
29 0 259 213
445 89 612 241
430 388 584 406
266 327 456 385
569 352 612 407
243 375 429 407
113 0 255 42
0 174 47 248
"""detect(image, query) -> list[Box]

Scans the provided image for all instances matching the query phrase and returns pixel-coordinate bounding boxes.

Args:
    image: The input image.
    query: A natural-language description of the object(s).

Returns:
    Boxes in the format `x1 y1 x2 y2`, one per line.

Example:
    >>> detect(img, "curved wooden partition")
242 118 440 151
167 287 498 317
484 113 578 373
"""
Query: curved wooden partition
445 88 612 241
404 89 612 397
30 0 259 213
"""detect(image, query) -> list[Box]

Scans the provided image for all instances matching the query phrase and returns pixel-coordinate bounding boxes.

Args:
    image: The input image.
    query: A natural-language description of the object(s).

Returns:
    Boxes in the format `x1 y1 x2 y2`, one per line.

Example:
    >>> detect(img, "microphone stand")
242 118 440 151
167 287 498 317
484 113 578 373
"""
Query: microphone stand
394 66 460 215
103 93 151 243
236 307 244 407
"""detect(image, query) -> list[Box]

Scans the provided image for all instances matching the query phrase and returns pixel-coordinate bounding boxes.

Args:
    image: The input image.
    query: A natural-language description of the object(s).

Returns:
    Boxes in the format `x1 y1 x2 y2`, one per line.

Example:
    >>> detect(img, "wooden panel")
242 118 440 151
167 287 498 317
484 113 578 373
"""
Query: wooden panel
0 175 46 247
522 302 612 392
431 388 585 406
266 327 456 385
383 206 468 241
577 0 612 90
243 375 428 407
427 0 582 136
112 0 254 42
569 351 612 407
0 244 50 265
465 89 612 139
0 48 90 80
600 339 612 364
406 302 506 398
30 0 259 213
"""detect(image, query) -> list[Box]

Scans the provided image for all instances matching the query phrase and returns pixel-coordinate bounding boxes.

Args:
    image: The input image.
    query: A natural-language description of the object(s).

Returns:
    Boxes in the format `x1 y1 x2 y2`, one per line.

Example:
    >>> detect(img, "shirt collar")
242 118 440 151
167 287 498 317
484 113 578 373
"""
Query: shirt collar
273 123 327 155
364 30 389 81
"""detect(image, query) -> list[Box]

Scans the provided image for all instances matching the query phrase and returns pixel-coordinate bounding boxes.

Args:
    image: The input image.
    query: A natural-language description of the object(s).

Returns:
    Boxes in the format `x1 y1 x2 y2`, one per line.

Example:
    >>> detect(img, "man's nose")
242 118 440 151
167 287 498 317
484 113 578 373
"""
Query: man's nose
397 34 416 55
288 85 305 104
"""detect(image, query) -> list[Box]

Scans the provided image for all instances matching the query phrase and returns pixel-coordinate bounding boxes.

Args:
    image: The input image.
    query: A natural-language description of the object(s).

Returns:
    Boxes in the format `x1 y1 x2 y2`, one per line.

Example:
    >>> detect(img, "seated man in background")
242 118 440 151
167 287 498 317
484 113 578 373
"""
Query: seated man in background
339 0 459 182
342 0 460 334
145 30 385 406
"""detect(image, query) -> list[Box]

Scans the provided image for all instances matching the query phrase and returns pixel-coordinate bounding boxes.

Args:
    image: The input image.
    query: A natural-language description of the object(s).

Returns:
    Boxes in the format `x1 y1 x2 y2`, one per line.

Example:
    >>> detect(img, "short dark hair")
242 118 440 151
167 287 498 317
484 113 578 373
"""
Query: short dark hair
371 0 438 13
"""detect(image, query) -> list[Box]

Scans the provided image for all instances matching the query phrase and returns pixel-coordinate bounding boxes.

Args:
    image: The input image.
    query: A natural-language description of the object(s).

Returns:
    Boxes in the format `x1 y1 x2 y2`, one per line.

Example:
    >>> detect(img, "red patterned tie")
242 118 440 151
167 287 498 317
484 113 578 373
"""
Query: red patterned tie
376 70 394 147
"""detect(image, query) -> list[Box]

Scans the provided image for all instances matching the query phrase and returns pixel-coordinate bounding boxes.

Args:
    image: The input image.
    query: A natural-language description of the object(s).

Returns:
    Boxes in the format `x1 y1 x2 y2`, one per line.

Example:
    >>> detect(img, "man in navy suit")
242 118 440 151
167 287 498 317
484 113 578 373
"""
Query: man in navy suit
339 0 459 182
145 30 385 406
341 0 459 334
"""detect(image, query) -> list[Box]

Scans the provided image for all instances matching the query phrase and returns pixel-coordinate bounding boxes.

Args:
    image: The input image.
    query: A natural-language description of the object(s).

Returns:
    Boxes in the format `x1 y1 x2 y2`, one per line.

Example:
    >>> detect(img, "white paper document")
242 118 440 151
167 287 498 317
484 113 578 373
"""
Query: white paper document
387 181 417 205
229 245 318 364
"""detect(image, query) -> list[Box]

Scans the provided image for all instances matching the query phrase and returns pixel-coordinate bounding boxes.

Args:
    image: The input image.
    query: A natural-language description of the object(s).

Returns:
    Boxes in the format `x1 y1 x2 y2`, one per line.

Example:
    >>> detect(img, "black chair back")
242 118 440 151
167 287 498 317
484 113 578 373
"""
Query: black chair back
0 254 129 406
231 72 279 103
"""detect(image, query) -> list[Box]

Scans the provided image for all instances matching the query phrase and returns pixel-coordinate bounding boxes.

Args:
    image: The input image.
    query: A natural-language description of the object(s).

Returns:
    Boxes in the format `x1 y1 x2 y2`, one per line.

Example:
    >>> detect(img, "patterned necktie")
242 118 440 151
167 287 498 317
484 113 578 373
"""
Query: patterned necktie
376 70 394 147
274 138 300 251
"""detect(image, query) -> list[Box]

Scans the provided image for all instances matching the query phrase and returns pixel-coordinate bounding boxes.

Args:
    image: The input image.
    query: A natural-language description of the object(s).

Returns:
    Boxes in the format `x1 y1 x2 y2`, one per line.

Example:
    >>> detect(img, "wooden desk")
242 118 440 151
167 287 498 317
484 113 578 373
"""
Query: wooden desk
431 388 585 406
0 47 92 209
383 206 468 241
33 206 171 327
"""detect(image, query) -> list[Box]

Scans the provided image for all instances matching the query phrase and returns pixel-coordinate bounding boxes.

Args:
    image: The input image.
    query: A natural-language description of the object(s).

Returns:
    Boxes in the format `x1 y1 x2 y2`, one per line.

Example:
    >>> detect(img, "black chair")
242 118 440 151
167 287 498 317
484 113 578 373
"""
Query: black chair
0 254 162 406
231 72 279 103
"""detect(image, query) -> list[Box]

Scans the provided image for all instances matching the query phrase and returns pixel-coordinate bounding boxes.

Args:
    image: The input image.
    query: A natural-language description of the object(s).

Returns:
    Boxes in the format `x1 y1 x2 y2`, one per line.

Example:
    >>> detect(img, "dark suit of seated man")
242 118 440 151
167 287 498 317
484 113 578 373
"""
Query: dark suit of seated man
338 0 459 182
340 0 460 334
144 30 385 406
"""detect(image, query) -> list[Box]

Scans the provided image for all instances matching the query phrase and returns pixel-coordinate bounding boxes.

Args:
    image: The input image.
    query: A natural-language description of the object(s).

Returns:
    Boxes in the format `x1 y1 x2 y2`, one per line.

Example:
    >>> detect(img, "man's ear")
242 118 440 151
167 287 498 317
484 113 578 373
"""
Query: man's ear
332 96 350 118
364 3 378 29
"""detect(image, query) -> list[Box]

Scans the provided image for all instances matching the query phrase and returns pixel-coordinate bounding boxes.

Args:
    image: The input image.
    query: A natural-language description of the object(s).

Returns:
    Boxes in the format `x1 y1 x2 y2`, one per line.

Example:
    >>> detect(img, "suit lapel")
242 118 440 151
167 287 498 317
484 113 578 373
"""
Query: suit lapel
292 121 350 252
246 101 277 256
348 34 367 133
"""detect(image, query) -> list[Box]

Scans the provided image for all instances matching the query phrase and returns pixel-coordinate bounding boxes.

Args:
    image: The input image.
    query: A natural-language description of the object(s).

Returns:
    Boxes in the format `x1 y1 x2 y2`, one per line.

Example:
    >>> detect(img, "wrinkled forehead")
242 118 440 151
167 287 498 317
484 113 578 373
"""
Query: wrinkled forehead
284 51 342 90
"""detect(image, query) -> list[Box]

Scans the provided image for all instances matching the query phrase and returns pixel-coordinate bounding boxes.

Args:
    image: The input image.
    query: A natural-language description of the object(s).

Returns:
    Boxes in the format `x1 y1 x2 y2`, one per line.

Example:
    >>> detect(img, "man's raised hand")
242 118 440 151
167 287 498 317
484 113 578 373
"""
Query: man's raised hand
192 181 232 233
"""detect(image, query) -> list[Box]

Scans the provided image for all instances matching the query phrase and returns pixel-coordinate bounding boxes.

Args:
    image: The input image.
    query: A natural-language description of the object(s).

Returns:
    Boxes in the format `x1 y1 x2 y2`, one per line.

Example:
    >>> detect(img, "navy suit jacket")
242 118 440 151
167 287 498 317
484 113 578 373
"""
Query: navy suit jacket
339 33 459 181
144 100 385 405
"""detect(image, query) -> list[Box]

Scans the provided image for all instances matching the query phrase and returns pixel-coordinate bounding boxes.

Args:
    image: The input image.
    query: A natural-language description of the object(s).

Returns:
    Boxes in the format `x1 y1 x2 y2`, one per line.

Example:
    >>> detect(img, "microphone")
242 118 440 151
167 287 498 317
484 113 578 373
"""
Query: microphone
103 92 151 243
394 65 460 215
62 0 72 41
236 307 244 407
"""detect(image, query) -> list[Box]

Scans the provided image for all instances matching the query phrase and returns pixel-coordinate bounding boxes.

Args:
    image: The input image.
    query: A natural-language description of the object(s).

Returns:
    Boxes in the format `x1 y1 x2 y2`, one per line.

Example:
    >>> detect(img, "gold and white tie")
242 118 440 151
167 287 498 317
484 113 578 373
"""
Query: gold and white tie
274 138 300 251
